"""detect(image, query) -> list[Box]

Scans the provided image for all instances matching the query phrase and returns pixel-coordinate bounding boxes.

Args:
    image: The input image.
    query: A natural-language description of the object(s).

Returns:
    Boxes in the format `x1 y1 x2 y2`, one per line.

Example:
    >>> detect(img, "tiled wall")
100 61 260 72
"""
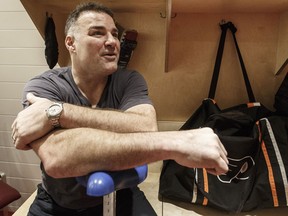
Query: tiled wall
0 0 51 211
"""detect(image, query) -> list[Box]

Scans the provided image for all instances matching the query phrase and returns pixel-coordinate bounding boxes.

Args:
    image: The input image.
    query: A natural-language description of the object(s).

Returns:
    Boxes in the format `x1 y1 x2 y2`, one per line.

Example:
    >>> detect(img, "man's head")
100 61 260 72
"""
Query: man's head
65 2 115 36
65 2 120 76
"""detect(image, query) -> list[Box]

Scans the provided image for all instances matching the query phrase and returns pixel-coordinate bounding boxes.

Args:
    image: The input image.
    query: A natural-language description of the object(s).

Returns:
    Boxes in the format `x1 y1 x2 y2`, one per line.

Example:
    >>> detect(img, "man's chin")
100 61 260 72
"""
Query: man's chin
105 64 118 74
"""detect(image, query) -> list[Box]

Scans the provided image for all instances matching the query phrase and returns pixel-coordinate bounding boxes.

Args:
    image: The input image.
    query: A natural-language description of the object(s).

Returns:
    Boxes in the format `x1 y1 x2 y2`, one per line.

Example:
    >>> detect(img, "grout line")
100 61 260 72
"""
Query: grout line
0 161 40 166
7 176 41 182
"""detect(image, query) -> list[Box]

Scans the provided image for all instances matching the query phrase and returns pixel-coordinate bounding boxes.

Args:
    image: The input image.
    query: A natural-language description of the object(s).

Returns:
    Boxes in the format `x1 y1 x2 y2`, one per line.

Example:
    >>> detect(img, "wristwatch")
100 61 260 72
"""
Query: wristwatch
46 102 63 128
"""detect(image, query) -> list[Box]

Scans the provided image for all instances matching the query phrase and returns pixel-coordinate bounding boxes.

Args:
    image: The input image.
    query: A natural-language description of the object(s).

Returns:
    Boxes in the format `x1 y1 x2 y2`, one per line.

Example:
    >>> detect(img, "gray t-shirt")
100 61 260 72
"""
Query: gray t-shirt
22 67 153 209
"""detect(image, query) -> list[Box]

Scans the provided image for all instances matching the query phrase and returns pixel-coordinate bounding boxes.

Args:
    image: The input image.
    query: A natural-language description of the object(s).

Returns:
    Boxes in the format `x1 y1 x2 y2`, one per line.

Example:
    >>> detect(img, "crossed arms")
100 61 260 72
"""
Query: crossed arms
12 93 228 178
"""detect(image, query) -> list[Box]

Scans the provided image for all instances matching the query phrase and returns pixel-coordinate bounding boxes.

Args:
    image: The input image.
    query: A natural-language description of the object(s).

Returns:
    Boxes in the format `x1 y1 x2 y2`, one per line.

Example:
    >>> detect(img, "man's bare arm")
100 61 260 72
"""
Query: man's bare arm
30 127 228 178
12 93 157 150
61 102 157 132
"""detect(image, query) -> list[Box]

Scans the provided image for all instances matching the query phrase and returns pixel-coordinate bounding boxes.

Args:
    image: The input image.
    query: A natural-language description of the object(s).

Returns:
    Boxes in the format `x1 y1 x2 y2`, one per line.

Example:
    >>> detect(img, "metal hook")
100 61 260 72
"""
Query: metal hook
46 12 53 18
220 19 226 25
160 12 177 19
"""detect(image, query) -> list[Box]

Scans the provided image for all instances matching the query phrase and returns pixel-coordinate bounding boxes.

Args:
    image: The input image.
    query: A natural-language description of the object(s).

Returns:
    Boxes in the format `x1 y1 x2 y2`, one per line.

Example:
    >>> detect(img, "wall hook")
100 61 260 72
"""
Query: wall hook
160 12 177 19
46 12 53 18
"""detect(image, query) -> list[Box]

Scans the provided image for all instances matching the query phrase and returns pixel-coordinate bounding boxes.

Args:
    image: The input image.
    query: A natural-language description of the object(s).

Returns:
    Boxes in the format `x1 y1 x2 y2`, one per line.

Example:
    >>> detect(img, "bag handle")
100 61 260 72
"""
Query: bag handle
208 21 256 102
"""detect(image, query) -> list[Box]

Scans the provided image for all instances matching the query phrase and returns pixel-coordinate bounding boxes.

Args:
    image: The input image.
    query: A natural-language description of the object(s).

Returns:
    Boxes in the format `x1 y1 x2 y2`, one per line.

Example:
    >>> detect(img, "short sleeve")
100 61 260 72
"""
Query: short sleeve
22 72 64 108
119 71 153 110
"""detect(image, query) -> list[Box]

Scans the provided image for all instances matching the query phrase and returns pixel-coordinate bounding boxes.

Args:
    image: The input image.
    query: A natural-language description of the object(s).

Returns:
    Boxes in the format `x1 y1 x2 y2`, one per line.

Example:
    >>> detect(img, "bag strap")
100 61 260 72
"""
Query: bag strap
208 21 256 102
208 22 228 99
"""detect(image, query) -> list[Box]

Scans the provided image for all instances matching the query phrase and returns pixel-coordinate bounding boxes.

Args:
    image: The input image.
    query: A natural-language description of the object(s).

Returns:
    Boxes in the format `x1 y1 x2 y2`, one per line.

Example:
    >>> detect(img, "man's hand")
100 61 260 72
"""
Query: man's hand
173 127 229 176
11 93 54 150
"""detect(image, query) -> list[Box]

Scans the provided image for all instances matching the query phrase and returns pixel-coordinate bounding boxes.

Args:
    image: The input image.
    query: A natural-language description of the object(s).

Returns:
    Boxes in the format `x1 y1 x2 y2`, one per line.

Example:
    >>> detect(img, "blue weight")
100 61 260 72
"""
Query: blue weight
77 165 148 197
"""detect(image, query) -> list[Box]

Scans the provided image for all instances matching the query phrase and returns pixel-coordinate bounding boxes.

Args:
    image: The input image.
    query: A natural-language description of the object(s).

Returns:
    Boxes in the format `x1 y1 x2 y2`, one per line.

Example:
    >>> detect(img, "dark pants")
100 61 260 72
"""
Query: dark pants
28 184 157 216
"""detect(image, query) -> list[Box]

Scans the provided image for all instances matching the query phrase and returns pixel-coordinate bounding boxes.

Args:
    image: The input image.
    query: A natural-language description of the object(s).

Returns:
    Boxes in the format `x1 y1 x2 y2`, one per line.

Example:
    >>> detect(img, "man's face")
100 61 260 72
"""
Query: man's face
71 11 120 75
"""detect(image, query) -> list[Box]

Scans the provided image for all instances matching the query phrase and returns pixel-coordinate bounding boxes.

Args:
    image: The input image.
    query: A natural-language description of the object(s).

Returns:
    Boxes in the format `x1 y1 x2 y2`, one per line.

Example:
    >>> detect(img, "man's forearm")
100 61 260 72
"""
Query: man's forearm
31 128 166 178
31 127 229 179
60 103 158 132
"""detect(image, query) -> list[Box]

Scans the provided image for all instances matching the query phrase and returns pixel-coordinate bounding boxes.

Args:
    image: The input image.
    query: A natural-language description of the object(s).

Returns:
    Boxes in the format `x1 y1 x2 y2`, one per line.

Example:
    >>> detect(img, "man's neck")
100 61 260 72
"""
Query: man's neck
72 68 108 106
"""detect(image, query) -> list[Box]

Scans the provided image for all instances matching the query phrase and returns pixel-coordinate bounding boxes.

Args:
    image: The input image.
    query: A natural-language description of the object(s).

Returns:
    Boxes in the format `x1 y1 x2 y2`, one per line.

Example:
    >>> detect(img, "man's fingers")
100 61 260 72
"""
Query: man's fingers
220 146 229 165
206 168 217 176
216 157 229 175
206 153 229 176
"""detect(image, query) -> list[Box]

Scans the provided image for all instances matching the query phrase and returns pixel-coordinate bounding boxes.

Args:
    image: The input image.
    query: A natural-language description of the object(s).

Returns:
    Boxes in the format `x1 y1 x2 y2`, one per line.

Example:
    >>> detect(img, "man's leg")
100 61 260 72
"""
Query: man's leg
116 187 157 216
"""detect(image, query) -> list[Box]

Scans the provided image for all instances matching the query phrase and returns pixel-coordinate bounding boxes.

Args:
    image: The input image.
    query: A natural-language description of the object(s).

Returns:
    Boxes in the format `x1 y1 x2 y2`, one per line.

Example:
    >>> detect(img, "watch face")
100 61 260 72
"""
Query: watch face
49 104 62 116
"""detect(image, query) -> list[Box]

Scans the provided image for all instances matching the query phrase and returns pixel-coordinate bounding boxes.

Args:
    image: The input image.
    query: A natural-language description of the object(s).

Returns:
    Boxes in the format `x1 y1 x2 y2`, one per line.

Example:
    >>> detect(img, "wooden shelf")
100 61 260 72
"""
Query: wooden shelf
173 0 288 13
26 0 165 13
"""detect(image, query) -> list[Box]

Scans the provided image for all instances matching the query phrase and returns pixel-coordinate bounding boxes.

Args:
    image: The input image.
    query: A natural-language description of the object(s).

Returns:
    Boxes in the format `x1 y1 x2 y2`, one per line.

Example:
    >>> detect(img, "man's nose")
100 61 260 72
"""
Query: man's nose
105 33 118 46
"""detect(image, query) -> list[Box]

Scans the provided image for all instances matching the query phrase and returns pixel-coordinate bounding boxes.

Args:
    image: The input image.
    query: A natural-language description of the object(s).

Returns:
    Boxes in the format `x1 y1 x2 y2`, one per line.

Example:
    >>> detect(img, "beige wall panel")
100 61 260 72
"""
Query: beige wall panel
0 0 24 11
0 30 44 48
0 65 50 82
0 99 22 115
0 116 15 131
0 162 41 179
0 48 47 65
0 12 35 29
0 146 40 164
0 131 14 148
0 83 25 99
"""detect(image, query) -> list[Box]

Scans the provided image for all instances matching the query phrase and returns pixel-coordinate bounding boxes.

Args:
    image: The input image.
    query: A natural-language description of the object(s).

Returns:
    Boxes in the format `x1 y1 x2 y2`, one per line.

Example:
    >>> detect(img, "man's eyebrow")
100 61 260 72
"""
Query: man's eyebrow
88 26 105 30
88 26 118 33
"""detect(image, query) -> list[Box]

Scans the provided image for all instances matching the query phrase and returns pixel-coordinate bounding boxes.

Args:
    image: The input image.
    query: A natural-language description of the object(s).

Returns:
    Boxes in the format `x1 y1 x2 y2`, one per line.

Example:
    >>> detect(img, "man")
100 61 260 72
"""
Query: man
12 2 228 216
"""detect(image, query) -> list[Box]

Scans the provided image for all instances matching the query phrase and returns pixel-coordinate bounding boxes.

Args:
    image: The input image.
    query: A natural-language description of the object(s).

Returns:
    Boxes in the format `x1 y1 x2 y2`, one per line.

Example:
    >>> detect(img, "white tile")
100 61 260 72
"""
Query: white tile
0 48 47 65
0 162 41 179
0 65 49 82
0 83 25 99
0 30 44 48
0 12 35 30
0 132 14 147
0 99 22 115
0 115 17 131
0 146 40 164
0 0 25 12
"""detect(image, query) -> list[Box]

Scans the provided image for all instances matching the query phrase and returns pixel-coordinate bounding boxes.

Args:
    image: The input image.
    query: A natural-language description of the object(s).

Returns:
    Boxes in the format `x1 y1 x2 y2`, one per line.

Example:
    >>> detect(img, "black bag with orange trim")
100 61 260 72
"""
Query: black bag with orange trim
243 116 288 210
159 21 288 212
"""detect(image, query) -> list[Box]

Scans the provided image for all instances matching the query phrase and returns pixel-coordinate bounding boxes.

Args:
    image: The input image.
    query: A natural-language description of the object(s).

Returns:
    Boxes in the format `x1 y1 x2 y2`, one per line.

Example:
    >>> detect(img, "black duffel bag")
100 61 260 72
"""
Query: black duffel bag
159 21 279 213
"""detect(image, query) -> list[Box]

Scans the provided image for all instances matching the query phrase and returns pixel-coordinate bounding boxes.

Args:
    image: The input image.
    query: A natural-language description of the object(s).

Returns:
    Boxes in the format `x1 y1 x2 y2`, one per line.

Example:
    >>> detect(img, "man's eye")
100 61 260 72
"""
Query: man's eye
91 31 104 36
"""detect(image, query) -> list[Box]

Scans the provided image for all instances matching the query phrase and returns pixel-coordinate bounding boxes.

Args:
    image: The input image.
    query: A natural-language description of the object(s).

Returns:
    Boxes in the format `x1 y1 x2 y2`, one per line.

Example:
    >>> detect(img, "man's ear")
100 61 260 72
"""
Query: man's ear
65 36 75 52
